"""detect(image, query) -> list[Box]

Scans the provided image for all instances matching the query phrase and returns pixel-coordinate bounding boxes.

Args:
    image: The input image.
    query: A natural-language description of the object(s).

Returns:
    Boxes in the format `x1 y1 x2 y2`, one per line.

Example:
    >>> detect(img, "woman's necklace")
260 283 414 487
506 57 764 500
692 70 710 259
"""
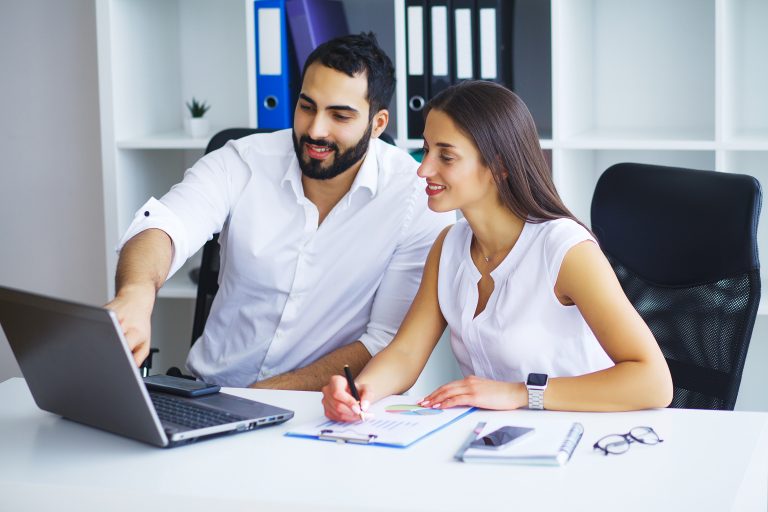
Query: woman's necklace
472 237 510 265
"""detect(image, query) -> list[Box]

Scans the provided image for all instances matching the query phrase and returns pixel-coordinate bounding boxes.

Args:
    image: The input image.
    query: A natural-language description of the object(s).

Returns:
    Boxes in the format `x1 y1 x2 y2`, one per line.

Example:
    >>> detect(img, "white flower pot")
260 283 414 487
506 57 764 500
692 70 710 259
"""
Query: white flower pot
186 117 210 138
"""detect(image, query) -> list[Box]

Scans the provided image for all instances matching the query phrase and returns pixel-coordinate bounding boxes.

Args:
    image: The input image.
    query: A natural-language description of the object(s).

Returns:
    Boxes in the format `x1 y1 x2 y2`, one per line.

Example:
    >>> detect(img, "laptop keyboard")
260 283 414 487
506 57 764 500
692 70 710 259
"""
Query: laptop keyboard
150 393 247 430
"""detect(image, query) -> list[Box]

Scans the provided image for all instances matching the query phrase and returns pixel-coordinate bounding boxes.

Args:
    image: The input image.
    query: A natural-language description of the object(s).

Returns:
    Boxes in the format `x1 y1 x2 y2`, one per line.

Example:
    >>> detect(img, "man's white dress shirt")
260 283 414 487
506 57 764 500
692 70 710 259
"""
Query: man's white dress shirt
120 130 454 386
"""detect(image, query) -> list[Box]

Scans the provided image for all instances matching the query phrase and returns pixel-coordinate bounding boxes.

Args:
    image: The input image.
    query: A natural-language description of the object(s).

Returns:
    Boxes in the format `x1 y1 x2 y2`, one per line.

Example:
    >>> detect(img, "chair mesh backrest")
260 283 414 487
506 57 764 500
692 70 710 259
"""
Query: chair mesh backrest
609 258 759 410
592 163 761 410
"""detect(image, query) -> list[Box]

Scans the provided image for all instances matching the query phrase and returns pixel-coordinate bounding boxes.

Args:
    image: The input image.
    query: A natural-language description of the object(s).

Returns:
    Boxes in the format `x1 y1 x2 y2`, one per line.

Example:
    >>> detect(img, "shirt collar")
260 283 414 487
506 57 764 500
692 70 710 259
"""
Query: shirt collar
281 152 304 200
281 138 380 202
348 138 379 200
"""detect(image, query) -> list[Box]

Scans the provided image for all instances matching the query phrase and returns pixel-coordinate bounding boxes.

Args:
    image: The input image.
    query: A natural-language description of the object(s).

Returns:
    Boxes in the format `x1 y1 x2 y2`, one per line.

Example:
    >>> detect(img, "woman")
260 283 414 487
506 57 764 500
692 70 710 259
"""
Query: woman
322 81 672 421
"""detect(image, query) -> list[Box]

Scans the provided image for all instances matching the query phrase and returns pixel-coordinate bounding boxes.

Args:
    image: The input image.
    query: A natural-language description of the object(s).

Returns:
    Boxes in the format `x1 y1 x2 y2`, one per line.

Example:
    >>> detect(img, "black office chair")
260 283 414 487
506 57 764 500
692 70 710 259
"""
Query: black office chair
591 162 761 410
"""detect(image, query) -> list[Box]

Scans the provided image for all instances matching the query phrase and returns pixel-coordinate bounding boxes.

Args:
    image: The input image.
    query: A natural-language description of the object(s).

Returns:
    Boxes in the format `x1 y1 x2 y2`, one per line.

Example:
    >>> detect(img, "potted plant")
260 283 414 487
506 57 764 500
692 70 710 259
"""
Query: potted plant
185 97 211 138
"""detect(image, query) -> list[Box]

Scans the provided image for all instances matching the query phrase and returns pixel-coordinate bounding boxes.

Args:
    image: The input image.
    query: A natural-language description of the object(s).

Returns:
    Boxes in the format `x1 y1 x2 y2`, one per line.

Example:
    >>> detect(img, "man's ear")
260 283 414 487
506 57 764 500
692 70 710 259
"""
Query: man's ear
371 109 389 139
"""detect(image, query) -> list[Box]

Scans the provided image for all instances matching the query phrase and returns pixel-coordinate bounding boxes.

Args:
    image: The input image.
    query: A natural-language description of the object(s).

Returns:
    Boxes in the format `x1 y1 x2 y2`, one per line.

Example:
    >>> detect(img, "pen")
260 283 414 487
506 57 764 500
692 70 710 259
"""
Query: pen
454 421 487 462
343 365 365 421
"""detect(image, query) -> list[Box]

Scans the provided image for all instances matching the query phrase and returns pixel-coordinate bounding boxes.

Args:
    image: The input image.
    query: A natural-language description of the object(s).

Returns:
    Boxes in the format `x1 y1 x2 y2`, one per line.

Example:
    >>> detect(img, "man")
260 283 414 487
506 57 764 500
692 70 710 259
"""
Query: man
106 33 454 390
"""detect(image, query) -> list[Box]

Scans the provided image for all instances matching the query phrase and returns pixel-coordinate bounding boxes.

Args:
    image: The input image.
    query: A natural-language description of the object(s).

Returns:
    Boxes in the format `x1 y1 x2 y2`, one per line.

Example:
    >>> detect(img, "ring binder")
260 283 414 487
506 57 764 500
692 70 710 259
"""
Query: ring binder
405 0 429 140
253 0 296 129
451 0 475 82
476 0 514 87
428 0 452 99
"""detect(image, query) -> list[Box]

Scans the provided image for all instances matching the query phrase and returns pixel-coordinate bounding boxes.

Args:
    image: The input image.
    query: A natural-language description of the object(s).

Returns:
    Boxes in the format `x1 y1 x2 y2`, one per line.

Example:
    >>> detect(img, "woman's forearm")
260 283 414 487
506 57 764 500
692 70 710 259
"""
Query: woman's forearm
543 359 673 412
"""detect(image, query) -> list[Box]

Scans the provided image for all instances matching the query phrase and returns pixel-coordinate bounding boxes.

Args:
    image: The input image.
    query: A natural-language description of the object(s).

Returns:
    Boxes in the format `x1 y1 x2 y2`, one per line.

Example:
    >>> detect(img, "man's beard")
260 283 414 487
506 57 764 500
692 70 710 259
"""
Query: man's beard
293 122 373 180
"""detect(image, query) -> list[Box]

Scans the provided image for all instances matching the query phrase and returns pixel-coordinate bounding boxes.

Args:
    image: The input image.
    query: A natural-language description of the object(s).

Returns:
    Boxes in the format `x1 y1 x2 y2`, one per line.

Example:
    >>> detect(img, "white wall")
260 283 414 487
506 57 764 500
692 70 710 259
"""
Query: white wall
0 0 106 382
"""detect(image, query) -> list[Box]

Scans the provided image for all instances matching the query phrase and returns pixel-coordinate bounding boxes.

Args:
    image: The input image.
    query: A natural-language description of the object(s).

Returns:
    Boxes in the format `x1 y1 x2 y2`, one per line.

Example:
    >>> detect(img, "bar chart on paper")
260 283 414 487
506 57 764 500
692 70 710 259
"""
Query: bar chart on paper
285 395 474 447
385 404 444 416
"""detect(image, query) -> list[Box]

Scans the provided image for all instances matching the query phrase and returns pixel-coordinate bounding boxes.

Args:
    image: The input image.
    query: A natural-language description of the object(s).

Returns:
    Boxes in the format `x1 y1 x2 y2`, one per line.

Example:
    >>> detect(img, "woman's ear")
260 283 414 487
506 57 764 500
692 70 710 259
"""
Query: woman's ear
494 155 510 180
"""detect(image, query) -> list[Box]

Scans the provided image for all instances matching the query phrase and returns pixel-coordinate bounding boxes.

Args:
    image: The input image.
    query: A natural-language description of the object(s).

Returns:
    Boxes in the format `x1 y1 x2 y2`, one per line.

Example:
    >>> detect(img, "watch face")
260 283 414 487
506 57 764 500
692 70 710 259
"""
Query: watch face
527 373 548 387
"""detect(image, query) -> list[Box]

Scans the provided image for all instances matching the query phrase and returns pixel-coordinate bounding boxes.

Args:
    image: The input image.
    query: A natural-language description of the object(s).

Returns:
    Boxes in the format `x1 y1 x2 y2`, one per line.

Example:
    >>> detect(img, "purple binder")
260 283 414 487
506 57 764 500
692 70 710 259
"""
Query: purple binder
286 0 350 73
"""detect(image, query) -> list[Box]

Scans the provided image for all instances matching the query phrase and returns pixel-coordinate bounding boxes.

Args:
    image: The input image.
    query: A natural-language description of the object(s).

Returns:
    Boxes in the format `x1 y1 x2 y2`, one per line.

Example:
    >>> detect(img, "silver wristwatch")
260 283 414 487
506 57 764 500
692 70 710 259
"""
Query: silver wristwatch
526 373 548 410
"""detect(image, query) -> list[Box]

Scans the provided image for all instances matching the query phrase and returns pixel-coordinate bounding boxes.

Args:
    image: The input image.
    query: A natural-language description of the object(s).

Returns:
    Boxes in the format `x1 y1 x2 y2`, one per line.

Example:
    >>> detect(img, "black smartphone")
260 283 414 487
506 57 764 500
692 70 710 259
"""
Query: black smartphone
143 374 221 397
469 426 535 450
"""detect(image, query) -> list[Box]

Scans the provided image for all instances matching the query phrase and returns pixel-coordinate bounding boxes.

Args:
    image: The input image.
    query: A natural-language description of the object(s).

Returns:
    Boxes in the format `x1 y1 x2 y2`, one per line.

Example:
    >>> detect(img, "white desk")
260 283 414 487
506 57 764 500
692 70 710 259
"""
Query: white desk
0 377 766 512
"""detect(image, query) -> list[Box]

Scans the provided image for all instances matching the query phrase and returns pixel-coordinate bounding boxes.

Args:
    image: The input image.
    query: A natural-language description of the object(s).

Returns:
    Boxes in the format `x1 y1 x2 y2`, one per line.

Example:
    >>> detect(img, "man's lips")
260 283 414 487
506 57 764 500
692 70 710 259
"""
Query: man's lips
425 182 446 196
305 143 334 160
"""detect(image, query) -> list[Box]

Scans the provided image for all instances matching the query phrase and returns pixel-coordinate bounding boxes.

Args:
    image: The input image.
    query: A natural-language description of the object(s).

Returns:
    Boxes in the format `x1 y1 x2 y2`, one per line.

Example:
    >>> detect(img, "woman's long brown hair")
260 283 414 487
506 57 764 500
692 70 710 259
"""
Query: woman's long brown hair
426 80 583 227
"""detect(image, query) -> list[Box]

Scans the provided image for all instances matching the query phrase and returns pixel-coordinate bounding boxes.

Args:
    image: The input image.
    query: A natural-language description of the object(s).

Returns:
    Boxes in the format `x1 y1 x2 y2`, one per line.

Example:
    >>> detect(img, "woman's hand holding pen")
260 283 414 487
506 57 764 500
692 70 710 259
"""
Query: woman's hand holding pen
419 375 528 411
321 375 373 422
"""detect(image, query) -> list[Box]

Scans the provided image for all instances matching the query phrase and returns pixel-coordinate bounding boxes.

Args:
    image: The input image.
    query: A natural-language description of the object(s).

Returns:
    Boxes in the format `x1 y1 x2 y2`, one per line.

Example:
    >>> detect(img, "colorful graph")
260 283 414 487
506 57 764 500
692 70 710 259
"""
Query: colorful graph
385 404 443 416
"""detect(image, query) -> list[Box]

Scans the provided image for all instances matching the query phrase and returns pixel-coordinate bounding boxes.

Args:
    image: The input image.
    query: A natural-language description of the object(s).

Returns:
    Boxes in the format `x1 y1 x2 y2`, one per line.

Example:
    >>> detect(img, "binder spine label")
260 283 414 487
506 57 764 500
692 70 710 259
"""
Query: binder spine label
407 6 425 76
431 6 448 77
258 8 282 76
455 8 473 79
479 8 497 79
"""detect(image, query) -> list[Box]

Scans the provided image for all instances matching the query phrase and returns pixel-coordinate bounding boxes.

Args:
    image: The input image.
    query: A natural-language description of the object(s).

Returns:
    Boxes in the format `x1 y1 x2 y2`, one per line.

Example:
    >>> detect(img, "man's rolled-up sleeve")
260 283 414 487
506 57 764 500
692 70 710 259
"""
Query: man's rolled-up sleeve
116 144 250 279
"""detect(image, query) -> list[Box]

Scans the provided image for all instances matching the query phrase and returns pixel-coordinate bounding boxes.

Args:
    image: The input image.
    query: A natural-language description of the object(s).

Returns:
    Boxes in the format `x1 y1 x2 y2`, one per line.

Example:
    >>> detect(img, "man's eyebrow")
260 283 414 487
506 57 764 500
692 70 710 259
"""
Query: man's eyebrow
298 93 360 114
299 93 316 106
328 105 360 114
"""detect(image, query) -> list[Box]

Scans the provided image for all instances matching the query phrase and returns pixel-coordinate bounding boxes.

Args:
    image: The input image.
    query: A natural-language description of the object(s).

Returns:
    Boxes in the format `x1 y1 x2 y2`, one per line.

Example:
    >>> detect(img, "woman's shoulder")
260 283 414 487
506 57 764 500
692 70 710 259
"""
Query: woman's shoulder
529 217 594 245
435 218 470 264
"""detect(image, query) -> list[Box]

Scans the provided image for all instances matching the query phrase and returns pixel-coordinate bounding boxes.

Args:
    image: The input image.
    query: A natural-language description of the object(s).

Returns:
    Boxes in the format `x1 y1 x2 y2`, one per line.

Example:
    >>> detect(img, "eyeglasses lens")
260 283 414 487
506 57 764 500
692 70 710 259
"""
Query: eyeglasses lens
598 434 630 454
630 427 660 445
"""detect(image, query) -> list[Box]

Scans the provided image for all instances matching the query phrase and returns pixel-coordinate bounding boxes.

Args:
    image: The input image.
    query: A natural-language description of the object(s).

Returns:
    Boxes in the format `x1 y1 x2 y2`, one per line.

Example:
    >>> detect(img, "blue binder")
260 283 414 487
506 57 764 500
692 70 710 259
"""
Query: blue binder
253 0 294 129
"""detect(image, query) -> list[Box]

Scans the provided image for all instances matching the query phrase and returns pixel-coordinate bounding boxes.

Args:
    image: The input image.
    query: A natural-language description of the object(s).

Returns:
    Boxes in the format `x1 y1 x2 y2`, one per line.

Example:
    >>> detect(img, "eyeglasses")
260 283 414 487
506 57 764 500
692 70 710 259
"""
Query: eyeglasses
593 426 663 456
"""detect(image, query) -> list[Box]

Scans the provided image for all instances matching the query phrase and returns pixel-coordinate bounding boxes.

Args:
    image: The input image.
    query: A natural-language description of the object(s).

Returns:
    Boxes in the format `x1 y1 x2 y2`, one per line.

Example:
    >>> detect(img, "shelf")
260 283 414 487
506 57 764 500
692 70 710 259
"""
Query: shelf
117 130 212 149
555 0 715 142
722 130 768 151
560 128 716 151
723 0 768 140
106 0 249 149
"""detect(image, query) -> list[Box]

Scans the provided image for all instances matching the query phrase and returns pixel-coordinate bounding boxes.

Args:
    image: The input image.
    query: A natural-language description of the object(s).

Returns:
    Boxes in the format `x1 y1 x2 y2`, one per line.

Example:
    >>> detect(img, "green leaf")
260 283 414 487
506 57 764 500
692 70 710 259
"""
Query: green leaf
186 97 210 118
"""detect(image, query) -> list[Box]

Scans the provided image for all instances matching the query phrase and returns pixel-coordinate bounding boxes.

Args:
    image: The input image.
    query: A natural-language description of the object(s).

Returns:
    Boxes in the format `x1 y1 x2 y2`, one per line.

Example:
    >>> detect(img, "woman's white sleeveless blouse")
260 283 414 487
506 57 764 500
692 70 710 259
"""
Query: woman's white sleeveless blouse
438 218 614 382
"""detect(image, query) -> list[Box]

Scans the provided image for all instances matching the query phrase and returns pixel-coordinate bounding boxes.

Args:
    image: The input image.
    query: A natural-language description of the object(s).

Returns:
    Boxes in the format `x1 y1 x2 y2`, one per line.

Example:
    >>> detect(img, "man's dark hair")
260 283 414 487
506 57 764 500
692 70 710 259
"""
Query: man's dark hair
302 32 395 117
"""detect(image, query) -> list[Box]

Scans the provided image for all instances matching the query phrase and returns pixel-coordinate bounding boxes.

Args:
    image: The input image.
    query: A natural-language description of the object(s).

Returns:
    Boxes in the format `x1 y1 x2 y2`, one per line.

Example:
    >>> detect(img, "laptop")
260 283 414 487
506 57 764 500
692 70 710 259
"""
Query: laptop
0 285 294 448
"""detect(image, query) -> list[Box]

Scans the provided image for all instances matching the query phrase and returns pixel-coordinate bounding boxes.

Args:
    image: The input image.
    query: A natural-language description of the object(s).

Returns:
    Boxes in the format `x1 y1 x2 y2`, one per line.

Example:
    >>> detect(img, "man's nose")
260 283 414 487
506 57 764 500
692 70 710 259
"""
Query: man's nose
307 113 330 141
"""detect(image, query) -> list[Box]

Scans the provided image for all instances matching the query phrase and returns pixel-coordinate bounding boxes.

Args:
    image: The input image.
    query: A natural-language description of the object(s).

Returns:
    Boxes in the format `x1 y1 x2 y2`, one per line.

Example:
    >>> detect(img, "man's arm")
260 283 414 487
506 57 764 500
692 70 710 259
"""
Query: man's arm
105 228 173 367
250 341 371 391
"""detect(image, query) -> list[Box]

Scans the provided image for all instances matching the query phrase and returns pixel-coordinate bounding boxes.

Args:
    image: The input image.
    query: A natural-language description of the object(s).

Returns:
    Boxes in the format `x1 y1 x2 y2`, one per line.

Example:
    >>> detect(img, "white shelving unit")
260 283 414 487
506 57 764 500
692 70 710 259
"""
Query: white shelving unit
549 0 767 313
96 0 768 373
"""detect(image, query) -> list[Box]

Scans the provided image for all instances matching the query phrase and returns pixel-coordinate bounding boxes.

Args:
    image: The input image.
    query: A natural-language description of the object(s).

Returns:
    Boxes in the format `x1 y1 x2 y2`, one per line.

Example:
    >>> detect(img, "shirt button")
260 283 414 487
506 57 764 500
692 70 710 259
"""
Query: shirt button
144 211 150 217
